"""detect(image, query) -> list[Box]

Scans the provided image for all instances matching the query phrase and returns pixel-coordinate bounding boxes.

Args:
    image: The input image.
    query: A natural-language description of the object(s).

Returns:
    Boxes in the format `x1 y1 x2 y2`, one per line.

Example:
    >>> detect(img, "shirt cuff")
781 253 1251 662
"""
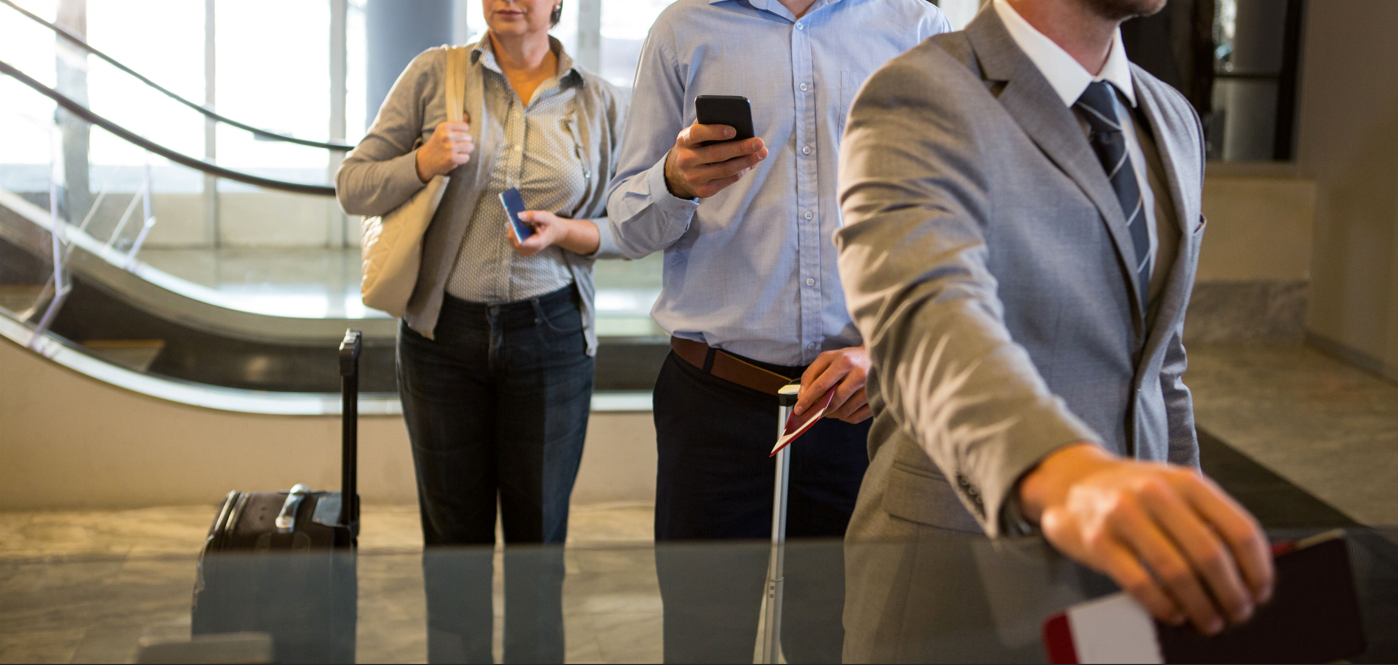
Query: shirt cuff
645 151 701 221
998 476 1039 537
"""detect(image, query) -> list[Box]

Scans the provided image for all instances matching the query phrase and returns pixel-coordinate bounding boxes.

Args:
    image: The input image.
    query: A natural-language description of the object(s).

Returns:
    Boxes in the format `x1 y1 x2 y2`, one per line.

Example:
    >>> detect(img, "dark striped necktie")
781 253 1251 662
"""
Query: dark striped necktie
1076 80 1151 310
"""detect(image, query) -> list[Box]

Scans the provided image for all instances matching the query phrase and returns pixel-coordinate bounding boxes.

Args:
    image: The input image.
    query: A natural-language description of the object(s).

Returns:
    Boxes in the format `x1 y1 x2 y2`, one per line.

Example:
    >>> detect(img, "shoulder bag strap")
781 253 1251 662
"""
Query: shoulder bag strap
444 46 466 123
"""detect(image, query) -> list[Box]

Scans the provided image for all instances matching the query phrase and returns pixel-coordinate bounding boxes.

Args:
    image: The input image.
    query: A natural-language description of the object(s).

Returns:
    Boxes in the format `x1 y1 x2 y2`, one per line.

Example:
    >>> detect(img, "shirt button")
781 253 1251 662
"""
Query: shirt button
804 211 813 220
796 21 804 30
808 342 817 349
801 145 812 155
800 83 808 92
805 278 815 286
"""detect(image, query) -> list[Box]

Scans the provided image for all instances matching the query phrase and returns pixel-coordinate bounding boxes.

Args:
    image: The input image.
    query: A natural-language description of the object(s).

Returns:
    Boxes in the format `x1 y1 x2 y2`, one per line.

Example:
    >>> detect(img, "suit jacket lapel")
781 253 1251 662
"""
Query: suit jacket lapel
1132 76 1200 379
1133 76 1192 238
965 11 1148 327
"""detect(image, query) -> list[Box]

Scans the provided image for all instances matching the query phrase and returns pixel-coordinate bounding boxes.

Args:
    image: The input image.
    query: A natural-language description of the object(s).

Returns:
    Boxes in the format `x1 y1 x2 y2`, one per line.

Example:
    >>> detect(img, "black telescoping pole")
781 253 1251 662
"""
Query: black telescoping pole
338 330 362 528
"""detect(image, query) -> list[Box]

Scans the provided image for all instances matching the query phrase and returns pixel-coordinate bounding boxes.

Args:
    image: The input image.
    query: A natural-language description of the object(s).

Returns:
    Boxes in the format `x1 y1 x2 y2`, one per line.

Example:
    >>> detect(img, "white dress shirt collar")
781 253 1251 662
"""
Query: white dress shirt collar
992 0 1136 108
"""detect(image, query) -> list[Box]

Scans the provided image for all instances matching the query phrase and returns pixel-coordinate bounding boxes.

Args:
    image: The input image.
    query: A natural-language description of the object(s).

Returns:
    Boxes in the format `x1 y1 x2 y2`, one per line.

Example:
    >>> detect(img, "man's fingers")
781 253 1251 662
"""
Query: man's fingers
795 355 835 410
1112 501 1225 634
830 388 868 421
687 151 766 187
1178 476 1274 603
795 368 842 415
1144 484 1255 624
679 122 737 147
692 137 765 165
1094 539 1187 626
823 370 862 416
795 370 843 416
841 404 873 424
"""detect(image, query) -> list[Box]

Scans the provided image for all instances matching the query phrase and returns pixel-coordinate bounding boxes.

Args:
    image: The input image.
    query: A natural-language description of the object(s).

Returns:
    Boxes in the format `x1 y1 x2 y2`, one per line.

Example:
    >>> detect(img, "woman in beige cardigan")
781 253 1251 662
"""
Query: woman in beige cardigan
335 1 625 660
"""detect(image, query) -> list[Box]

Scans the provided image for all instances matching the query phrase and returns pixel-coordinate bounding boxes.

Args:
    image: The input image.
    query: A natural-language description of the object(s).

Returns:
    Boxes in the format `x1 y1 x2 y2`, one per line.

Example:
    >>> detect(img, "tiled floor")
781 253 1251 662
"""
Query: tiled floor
3 343 1397 663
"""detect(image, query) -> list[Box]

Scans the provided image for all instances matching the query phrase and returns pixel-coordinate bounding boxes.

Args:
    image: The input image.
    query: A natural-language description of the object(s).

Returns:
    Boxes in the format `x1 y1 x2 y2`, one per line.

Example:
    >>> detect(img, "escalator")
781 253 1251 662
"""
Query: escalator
0 0 668 400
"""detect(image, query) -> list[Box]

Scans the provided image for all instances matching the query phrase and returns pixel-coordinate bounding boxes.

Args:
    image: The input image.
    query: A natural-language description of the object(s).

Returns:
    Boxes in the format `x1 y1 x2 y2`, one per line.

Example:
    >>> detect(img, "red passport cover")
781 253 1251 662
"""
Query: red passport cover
770 387 835 456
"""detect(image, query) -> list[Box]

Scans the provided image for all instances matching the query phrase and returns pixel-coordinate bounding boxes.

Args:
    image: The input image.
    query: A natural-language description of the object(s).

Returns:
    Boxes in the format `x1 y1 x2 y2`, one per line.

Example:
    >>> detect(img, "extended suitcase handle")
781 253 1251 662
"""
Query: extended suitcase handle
339 330 361 531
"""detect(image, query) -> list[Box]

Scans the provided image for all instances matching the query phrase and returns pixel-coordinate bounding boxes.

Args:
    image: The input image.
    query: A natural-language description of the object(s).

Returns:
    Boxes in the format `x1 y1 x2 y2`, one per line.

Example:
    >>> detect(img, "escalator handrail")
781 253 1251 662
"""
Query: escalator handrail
1 58 337 197
0 0 355 152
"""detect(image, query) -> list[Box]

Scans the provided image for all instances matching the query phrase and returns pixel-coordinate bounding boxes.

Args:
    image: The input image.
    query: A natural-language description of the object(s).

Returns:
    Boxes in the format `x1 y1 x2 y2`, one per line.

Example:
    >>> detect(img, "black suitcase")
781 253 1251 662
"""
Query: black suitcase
191 330 362 664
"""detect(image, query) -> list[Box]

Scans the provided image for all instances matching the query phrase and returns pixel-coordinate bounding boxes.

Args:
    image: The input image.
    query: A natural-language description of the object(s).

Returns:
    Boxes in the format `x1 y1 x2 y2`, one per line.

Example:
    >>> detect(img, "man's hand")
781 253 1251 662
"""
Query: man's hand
415 119 473 182
793 346 872 424
1019 444 1274 635
506 211 601 257
663 121 768 199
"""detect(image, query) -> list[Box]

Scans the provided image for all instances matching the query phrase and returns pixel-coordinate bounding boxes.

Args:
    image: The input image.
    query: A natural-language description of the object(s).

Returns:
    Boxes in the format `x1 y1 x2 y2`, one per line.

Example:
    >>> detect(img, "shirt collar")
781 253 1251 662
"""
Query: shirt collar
710 0 844 18
472 34 580 84
992 0 1136 108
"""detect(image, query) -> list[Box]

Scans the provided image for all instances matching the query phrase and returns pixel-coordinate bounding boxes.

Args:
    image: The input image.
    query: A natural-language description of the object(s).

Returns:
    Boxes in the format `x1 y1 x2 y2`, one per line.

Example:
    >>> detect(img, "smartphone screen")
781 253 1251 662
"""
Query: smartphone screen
499 187 533 242
695 95 755 146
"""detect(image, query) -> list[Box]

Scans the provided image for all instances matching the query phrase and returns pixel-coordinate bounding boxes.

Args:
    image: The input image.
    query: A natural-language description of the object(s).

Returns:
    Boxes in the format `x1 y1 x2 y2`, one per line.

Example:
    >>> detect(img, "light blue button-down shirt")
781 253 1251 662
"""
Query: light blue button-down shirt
606 0 951 366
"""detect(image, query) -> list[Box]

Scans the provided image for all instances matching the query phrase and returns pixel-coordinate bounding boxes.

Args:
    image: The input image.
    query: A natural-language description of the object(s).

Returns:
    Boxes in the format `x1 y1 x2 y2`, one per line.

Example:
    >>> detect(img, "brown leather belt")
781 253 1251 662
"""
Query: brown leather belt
669 336 795 396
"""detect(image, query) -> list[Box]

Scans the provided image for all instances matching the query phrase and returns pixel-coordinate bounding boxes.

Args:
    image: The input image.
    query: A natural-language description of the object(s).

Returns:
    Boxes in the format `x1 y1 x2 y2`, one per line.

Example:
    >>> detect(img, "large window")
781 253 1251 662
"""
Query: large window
1121 0 1305 163
1209 0 1304 161
598 0 674 88
214 0 331 182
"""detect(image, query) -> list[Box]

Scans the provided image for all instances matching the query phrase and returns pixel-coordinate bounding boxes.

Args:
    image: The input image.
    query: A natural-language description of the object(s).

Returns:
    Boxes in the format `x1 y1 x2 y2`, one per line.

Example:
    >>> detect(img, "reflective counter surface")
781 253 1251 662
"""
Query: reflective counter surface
2 527 1396 663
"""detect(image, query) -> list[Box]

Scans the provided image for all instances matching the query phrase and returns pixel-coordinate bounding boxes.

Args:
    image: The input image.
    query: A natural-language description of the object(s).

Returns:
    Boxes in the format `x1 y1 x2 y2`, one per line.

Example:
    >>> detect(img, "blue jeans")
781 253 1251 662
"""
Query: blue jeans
397 285 594 663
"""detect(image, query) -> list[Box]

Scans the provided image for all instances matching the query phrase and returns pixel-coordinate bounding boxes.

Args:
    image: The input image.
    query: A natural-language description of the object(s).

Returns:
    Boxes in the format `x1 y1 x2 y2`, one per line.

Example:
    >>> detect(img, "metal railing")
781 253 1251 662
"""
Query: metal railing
0 59 337 197
0 0 354 153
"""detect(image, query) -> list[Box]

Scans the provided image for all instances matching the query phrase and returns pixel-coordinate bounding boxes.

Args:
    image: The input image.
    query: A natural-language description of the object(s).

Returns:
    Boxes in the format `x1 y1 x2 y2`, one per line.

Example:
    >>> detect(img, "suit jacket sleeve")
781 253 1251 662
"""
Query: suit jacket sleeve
835 52 1103 537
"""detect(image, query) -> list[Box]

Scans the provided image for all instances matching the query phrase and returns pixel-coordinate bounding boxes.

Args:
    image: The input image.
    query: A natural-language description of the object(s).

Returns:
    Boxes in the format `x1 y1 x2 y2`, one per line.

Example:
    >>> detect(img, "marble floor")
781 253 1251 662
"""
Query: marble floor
1188 344 1398 526
0 504 659 664
2 343 1397 663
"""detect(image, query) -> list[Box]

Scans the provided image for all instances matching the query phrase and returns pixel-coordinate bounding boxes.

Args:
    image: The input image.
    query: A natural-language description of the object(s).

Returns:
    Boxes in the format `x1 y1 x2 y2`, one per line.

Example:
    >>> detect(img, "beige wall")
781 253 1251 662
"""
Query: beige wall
1197 175 1316 283
1295 0 1398 377
0 336 657 510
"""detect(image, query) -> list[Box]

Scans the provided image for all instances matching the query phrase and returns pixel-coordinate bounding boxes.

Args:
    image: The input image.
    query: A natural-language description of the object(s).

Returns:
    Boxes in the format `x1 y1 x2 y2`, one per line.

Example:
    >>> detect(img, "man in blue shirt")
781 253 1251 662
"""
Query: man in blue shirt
607 0 950 660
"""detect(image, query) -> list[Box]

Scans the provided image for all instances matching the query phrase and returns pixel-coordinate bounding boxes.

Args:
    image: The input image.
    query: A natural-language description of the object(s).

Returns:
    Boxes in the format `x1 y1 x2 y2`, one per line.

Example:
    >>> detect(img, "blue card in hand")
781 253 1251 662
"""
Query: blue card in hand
500 187 533 242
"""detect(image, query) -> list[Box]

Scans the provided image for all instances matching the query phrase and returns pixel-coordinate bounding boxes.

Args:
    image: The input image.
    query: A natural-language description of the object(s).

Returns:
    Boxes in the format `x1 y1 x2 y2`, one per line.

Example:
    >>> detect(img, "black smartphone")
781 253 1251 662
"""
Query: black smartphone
695 95 755 146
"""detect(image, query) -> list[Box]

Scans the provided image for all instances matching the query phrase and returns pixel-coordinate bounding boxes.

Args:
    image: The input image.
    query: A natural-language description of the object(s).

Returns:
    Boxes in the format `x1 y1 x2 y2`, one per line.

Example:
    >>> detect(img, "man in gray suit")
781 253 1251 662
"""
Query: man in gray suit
833 0 1275 655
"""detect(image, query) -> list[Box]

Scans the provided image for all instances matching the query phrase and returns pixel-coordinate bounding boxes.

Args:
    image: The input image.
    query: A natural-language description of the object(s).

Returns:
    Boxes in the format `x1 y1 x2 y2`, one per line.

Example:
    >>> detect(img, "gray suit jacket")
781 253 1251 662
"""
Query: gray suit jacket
836 10 1207 540
836 11 1207 661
